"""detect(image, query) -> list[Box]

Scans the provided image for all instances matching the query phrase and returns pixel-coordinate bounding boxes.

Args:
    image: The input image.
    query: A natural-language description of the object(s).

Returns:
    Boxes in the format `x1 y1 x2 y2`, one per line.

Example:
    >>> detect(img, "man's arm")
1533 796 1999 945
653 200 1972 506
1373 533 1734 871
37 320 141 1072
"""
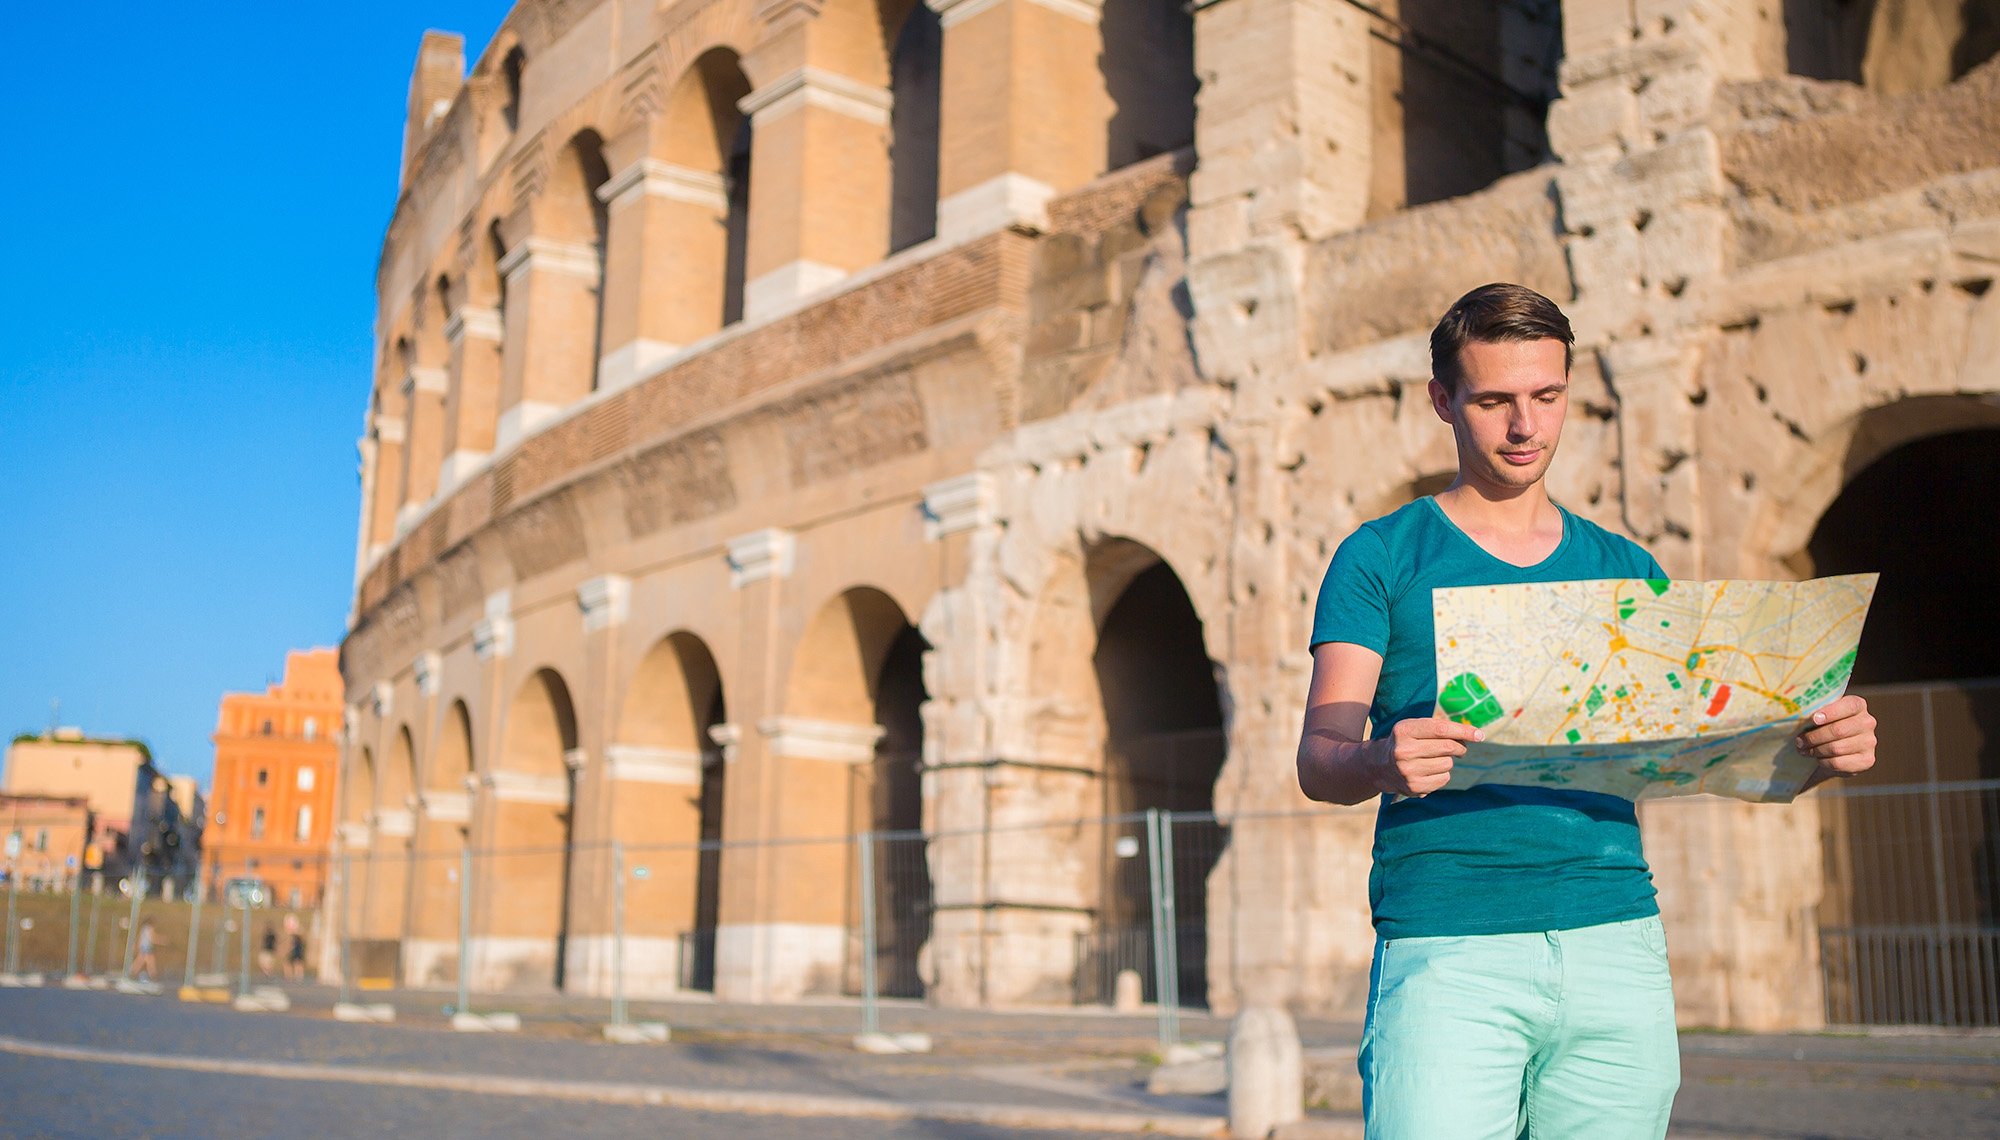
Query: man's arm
1794 693 1878 793
1297 642 1483 806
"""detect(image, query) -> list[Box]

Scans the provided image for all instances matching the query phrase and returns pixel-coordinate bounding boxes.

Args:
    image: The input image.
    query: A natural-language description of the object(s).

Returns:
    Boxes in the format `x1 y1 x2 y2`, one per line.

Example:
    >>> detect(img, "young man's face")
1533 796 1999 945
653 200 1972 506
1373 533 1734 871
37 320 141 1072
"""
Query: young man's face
1428 337 1569 494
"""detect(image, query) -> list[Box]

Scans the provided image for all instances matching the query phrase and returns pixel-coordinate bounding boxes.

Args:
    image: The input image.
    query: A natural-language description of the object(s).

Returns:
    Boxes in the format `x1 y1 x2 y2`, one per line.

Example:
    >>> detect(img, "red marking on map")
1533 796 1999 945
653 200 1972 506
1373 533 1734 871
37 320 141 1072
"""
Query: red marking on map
1706 684 1732 718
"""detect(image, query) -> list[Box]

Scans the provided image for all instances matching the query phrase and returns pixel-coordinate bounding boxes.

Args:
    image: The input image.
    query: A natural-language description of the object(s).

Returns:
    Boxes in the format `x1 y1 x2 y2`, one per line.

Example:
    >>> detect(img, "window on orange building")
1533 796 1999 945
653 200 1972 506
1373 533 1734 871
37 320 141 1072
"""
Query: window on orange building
252 807 266 839
295 806 312 842
262 720 273 735
35 829 47 852
298 767 315 792
304 717 318 742
257 769 269 788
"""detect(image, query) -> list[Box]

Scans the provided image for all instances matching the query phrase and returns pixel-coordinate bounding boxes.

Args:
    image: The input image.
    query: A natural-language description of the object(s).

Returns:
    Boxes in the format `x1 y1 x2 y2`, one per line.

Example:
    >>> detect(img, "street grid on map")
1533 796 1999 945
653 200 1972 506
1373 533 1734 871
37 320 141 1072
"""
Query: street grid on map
1431 574 1878 802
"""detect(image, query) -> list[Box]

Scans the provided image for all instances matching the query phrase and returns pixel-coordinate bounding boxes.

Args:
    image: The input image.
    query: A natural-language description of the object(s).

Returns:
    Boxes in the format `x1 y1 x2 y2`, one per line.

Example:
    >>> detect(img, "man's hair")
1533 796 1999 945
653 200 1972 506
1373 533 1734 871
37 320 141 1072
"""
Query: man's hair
1429 282 1574 396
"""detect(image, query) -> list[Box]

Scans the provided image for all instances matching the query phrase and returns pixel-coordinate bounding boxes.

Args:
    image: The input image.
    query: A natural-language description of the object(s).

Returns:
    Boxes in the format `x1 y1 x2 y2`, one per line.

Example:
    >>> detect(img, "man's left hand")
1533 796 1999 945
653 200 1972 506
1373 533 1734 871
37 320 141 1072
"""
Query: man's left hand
1796 694 1878 780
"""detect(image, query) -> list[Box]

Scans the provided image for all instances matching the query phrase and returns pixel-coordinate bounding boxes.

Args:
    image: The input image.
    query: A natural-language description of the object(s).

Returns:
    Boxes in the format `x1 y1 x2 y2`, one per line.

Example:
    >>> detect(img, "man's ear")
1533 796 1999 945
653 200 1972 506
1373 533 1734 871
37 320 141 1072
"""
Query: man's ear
1428 378 1454 425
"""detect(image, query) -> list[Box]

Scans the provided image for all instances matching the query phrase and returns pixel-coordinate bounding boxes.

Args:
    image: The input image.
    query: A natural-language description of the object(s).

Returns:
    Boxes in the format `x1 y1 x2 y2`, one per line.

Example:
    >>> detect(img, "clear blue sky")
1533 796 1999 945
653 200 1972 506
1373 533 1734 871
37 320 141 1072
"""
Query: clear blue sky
0 4 506 788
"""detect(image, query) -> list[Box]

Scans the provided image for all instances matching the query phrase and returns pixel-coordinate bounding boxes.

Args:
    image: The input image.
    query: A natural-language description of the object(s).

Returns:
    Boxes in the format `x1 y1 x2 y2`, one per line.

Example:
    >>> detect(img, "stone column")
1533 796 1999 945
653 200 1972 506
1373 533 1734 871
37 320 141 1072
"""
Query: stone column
397 367 448 529
927 0 1106 243
362 413 406 562
562 574 627 998
495 236 601 450
736 56 894 320
404 787 470 988
595 144 734 388
440 306 502 492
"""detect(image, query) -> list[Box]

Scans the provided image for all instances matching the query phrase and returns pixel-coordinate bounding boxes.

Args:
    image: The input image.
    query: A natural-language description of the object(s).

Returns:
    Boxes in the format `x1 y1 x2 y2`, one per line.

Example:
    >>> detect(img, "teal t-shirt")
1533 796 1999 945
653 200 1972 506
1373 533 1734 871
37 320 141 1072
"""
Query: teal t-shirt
1311 497 1669 939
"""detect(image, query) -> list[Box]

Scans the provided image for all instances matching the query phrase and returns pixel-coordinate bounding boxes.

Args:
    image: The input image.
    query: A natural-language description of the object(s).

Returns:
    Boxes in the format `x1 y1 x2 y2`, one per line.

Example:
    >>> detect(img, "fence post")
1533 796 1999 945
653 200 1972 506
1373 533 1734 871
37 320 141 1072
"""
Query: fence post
4 863 18 975
66 882 81 978
1919 689 1954 1024
83 889 101 976
859 830 879 1038
1145 809 1175 1056
238 896 252 998
119 869 146 982
211 887 230 976
611 840 627 1028
338 849 354 1006
184 870 205 989
1157 812 1181 1048
456 844 472 1016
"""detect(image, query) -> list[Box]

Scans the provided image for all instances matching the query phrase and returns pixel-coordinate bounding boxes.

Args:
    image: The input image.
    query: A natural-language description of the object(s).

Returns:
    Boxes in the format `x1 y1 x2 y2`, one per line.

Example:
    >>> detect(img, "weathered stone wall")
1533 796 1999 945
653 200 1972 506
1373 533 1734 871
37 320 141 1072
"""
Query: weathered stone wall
336 0 2000 1026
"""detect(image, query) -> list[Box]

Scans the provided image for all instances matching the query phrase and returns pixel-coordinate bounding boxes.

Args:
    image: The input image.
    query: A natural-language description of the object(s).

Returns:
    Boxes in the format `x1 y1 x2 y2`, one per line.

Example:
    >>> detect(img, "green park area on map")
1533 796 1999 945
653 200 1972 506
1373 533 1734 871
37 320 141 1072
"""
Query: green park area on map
1431 574 1879 803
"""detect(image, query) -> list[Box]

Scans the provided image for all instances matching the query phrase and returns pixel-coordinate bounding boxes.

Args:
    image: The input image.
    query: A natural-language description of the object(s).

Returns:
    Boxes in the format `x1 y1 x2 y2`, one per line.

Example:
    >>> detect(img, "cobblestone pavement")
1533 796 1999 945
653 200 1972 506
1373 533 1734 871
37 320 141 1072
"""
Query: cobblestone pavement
4 986 1999 1139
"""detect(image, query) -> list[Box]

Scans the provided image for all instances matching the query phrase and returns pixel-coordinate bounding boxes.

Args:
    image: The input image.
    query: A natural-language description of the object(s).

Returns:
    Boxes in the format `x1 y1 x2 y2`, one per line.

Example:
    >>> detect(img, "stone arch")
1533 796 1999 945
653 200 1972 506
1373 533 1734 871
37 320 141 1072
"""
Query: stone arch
1792 408 2000 1025
654 48 755 339
1099 0 1199 173
887 0 943 252
346 745 376 825
612 632 730 993
487 666 579 990
408 700 475 987
534 129 612 396
363 726 419 954
1755 395 2000 577
1785 0 2000 92
1036 537 1227 1009
776 586 934 999
430 699 475 792
384 725 417 816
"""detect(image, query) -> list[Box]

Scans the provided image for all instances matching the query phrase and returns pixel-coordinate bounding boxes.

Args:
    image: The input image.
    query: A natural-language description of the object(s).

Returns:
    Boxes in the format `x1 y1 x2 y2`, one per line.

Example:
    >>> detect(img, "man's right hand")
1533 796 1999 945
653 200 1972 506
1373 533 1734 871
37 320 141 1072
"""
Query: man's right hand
1367 717 1485 797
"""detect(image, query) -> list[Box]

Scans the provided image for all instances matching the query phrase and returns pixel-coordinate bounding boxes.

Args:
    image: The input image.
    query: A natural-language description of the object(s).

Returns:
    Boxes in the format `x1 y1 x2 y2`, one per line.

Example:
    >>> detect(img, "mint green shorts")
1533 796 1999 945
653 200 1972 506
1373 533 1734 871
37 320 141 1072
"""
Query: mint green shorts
1359 915 1680 1140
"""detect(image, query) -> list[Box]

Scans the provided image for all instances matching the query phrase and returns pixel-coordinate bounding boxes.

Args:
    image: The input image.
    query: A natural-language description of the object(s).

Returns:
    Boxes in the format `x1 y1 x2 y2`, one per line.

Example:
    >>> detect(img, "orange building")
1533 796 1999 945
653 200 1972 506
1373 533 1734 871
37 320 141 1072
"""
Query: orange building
0 793 94 889
207 649 342 909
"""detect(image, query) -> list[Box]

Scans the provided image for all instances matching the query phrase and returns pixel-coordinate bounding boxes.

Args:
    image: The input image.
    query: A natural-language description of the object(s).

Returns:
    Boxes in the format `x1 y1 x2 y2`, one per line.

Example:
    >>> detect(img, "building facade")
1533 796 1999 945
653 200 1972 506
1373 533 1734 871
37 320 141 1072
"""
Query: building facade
337 0 2000 1028
209 649 344 908
3 732 148 838
0 794 94 889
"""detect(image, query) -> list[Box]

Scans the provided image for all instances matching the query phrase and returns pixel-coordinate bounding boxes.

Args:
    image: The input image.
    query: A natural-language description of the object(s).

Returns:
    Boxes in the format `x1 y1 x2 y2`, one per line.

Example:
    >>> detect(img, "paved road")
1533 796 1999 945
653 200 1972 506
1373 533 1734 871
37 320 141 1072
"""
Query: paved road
5 987 1999 1139
0 1051 1144 1140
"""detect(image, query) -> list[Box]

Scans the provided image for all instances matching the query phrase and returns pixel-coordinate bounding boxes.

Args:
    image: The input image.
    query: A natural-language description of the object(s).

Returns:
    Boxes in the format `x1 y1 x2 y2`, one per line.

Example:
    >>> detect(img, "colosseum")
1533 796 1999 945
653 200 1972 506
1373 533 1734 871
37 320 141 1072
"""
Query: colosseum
334 0 2000 1030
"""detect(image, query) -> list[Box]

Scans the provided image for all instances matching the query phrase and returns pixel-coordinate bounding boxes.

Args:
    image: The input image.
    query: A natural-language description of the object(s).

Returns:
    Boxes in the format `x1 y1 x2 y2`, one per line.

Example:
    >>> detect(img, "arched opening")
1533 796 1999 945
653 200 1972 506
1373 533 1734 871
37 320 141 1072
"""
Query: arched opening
495 668 580 990
658 50 754 338
357 726 417 982
410 701 475 985
1804 421 2000 1025
501 44 526 133
546 131 612 393
887 1 943 252
345 746 376 825
785 587 934 1000
1089 546 1227 1009
613 633 728 994
1366 0 1562 213
1099 0 1199 173
1785 0 2000 91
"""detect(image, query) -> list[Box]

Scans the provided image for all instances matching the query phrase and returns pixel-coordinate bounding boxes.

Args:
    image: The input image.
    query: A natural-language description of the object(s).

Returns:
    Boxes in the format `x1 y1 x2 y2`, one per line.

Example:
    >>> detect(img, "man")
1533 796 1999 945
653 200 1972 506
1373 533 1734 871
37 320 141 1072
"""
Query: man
1295 283 1878 1139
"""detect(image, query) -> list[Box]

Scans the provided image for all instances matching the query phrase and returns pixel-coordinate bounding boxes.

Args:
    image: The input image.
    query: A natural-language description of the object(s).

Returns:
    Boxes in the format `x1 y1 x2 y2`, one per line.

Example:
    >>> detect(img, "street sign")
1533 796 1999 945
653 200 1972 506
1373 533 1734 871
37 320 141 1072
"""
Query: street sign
66 855 78 870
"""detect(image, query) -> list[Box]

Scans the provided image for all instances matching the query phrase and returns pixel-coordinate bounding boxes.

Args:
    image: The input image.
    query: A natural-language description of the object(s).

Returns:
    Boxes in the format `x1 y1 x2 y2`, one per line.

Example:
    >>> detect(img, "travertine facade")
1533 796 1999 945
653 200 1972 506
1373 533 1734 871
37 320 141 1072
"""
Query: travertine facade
338 0 2000 1028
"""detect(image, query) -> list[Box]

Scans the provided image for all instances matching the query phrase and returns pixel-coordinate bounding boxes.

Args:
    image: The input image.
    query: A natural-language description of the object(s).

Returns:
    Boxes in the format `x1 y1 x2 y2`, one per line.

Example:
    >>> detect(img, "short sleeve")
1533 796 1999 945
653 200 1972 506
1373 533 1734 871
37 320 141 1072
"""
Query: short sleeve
1311 526 1393 652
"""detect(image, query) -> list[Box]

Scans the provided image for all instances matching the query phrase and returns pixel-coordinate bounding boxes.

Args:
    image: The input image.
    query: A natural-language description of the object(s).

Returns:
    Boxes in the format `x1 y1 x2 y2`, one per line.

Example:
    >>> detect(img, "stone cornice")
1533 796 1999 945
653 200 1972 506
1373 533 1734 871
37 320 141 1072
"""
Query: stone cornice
372 808 416 838
482 771 570 806
738 67 893 127
757 716 885 764
497 237 601 282
922 472 998 539
603 744 703 785
413 652 441 697
578 574 631 632
598 159 730 210
726 528 796 587
927 0 1101 28
445 306 503 345
418 790 472 824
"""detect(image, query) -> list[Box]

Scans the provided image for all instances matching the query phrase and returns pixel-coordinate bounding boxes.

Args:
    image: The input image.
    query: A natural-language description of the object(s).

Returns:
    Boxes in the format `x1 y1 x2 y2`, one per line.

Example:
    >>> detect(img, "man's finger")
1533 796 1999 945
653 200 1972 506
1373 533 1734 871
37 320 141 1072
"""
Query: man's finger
1809 736 1875 761
1425 717 1487 742
1807 695 1866 727
1797 714 1874 752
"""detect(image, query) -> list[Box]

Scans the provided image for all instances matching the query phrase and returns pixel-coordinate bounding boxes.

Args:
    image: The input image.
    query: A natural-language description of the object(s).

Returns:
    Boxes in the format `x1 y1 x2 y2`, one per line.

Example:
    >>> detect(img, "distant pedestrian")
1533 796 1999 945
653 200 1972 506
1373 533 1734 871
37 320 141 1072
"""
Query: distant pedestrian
286 929 307 981
259 925 278 977
130 920 158 982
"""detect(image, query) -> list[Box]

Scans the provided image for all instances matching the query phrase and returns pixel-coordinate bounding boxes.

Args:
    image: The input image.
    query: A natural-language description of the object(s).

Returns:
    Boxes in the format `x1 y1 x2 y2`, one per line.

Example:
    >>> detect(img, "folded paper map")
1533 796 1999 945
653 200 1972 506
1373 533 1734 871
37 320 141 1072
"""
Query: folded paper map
1431 575 1878 803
